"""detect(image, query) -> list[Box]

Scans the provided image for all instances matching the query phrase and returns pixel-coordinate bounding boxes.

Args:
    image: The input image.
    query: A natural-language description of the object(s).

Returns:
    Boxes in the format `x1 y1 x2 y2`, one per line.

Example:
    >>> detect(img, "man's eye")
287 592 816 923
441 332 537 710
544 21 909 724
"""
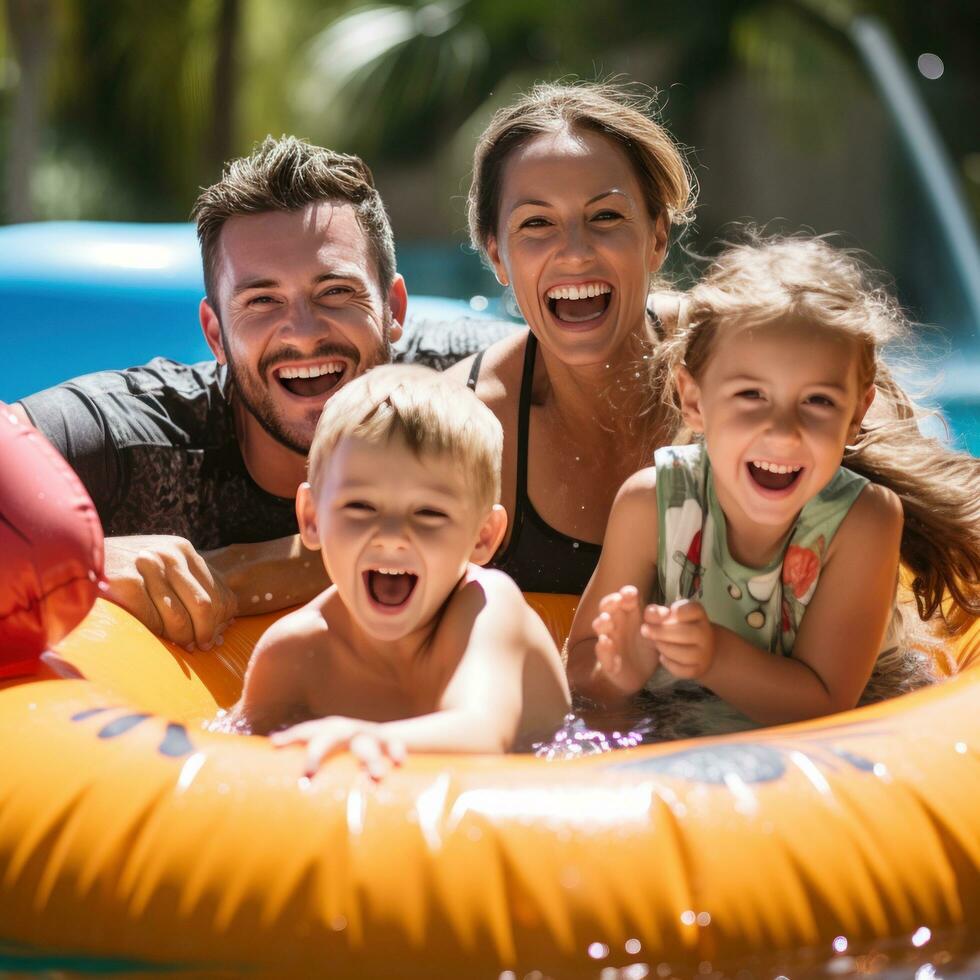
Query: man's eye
319 285 353 299
249 295 276 306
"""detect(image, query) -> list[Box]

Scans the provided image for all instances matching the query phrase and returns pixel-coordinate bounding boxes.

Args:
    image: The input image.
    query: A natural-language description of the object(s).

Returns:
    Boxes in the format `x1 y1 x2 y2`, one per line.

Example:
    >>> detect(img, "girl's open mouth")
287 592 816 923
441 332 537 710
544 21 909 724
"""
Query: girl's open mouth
545 283 612 325
275 362 346 398
747 461 803 492
364 569 418 610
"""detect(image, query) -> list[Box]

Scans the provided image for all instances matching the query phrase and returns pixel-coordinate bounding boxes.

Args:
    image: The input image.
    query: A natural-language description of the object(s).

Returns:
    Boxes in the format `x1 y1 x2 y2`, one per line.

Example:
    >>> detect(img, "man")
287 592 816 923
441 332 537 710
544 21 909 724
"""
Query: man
12 136 512 648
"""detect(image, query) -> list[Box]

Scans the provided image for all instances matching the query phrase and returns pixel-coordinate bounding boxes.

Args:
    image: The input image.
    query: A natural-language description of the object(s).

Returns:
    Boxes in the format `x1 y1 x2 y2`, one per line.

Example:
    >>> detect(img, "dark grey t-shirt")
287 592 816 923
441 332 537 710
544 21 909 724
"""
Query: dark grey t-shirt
19 316 519 549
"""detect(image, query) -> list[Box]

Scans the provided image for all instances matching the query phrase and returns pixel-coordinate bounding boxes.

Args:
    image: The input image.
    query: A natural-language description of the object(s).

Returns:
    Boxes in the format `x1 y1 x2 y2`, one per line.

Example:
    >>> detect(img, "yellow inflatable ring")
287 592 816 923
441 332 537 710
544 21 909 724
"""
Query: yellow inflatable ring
1 594 978 976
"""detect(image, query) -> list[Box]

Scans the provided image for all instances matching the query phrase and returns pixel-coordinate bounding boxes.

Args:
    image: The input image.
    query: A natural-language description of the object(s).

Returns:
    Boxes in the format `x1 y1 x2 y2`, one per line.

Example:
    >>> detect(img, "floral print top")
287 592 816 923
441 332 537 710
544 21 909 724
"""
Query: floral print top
653 442 872 661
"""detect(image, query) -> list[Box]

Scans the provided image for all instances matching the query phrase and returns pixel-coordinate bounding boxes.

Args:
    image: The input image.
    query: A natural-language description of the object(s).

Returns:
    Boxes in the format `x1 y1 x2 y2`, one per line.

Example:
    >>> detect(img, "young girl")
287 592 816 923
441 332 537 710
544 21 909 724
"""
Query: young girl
566 236 980 730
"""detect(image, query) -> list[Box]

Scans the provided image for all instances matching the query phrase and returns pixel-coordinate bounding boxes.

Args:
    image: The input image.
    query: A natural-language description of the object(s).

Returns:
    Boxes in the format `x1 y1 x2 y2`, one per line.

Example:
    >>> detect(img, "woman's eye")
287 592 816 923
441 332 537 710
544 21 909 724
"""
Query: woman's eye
519 216 550 230
736 389 762 400
592 210 622 222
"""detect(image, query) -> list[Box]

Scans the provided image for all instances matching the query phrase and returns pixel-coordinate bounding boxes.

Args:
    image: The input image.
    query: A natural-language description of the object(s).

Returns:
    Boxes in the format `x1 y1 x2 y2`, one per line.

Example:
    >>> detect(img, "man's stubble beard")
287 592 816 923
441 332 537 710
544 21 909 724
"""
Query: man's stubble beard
221 317 393 456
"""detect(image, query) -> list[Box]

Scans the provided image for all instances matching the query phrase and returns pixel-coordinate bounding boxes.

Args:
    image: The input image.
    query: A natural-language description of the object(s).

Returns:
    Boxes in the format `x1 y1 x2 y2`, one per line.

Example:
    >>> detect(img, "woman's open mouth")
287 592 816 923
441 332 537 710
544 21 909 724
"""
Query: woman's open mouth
747 460 803 493
545 282 612 325
275 361 347 398
364 568 419 612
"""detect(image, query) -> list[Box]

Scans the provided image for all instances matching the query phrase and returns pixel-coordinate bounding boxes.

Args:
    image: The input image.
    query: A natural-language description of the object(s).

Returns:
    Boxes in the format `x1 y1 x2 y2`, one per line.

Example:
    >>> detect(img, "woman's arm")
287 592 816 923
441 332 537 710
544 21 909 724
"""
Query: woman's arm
565 468 661 703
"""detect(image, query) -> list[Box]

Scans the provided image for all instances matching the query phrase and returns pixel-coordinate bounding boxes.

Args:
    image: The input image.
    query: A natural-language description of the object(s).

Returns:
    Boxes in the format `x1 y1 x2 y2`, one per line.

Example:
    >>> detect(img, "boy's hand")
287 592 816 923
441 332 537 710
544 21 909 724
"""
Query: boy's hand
591 586 661 695
271 716 406 781
641 599 715 679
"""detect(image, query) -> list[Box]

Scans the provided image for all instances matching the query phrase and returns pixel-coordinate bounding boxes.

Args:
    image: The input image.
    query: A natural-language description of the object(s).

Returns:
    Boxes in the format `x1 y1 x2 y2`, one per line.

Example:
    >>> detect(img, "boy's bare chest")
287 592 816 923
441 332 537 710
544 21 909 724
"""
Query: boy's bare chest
305 643 451 724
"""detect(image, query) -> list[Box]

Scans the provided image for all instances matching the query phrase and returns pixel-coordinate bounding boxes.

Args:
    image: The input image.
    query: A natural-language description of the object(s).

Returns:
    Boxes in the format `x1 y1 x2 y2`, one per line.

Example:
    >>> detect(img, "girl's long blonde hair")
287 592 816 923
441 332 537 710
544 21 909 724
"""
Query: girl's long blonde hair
656 234 980 630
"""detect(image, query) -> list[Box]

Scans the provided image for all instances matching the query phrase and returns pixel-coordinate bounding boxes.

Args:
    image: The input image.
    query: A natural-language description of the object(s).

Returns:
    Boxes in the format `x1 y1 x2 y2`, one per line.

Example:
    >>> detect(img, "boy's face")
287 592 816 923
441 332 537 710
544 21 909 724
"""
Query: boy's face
298 434 505 642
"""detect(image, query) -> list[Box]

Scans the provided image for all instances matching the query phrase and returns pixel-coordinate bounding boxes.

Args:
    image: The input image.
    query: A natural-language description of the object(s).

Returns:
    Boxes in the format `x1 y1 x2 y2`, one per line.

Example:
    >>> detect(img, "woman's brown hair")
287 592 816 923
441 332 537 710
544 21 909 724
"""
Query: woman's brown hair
467 80 695 256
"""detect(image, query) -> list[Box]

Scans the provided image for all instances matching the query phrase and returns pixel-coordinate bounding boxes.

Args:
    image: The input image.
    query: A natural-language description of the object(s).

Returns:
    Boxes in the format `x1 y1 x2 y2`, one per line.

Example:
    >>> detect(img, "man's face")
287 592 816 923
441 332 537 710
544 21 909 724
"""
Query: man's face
203 201 404 455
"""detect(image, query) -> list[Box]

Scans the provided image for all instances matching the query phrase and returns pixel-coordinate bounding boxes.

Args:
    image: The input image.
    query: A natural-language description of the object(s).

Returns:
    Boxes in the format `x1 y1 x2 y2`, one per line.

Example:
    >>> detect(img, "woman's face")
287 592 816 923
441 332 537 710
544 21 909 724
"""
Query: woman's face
487 125 668 369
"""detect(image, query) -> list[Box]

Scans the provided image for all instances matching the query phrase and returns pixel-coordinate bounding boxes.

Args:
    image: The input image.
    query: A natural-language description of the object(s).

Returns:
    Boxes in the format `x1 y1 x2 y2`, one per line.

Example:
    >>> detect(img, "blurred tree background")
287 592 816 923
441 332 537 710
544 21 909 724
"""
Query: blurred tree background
1 0 978 321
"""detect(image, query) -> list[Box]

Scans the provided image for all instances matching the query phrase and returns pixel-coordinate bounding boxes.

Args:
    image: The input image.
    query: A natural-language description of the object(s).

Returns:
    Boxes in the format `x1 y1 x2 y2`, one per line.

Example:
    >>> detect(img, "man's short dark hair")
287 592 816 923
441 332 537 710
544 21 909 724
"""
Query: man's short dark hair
192 136 397 306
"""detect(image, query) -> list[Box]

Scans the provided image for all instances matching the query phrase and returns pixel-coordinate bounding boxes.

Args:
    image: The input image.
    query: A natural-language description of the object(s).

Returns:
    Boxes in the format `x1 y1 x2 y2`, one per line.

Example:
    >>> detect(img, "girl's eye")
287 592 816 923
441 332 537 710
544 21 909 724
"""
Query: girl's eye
736 389 762 400
806 395 836 407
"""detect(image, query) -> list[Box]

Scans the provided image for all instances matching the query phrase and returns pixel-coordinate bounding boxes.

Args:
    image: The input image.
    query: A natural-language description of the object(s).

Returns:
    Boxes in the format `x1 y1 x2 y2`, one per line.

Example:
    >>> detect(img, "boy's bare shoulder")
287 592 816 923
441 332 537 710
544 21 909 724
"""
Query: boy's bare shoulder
253 596 331 659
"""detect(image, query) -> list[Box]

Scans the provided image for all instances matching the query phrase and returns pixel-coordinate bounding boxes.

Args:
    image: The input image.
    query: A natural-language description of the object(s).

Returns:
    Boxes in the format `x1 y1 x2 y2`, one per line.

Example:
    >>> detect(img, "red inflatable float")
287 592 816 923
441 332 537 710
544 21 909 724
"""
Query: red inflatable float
0 404 104 678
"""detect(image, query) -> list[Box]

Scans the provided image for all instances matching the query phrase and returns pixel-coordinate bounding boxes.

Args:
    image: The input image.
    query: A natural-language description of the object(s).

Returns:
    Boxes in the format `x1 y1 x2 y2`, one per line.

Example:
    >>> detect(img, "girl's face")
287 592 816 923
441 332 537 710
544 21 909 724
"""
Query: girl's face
676 318 875 538
486 125 668 368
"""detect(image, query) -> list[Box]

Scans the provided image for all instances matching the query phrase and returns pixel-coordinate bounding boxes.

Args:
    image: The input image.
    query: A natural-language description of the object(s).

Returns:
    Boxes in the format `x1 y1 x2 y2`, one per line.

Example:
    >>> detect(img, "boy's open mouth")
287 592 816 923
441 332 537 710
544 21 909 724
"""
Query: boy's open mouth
364 569 418 608
748 460 803 492
546 282 612 324
275 361 346 398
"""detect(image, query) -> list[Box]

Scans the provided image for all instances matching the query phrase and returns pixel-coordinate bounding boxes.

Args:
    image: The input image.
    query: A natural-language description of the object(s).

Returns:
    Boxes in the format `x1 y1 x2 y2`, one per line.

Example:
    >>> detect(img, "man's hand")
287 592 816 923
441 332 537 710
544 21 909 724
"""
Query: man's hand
592 585 661 695
271 716 406 781
104 535 237 649
641 599 716 679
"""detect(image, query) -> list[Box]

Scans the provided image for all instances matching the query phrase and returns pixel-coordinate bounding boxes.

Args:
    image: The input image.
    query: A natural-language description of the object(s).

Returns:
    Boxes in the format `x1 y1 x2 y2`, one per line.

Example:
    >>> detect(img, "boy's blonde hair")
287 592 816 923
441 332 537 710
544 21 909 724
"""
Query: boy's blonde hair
656 234 980 629
307 364 503 511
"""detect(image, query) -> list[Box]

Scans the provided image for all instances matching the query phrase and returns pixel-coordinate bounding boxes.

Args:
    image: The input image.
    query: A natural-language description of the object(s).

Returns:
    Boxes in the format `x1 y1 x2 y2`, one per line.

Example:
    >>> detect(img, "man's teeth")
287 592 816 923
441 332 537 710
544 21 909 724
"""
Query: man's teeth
546 283 611 301
278 363 344 380
751 461 802 475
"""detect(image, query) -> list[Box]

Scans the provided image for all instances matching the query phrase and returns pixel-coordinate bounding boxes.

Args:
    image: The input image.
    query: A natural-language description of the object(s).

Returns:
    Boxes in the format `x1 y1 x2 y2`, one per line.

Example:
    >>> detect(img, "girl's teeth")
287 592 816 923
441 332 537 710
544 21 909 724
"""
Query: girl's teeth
752 461 801 474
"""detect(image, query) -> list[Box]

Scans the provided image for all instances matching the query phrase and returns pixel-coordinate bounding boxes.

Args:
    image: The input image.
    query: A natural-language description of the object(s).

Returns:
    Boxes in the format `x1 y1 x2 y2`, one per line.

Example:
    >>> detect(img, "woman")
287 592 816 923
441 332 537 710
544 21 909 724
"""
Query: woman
447 81 694 595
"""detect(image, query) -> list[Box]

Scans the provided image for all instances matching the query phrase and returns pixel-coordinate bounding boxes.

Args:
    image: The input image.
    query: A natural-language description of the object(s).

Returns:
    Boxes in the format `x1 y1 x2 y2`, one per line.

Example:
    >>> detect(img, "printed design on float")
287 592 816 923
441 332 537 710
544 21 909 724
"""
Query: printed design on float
611 725 887 784
70 705 195 757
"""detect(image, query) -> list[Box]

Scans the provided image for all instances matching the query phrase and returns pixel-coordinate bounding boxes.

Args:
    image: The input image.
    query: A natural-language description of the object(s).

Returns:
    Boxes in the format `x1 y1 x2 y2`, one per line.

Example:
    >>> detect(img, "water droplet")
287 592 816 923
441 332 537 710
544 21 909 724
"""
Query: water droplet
912 926 932 947
470 294 489 312
833 935 848 953
250 595 260 604
330 915 347 931
572 541 579 549
625 938 642 955
698 963 713 976
587 942 609 960
955 741 967 753
680 909 696 926
917 52 944 79
264 592 273 601
696 911 711 926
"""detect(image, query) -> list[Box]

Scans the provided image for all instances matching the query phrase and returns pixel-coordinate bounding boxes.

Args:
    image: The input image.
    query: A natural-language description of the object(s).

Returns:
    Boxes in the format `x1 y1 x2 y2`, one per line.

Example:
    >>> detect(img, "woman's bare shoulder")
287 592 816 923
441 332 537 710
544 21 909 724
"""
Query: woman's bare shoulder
446 328 529 409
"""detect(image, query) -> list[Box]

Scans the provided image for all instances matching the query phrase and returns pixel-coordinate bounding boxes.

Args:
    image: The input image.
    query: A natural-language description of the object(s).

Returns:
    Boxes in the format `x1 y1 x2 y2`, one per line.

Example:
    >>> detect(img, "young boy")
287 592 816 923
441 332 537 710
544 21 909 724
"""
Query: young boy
233 365 570 778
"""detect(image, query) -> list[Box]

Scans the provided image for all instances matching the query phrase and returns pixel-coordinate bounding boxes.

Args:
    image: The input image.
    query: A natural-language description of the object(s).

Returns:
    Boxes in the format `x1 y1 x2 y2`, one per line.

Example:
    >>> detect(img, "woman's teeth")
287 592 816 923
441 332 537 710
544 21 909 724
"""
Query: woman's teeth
546 283 611 300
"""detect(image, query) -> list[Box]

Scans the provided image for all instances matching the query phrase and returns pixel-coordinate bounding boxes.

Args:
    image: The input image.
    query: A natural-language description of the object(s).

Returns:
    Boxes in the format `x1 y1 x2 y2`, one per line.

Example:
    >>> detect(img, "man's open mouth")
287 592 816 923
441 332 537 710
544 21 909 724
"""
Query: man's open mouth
364 568 419 609
545 282 612 324
275 361 346 398
747 460 803 492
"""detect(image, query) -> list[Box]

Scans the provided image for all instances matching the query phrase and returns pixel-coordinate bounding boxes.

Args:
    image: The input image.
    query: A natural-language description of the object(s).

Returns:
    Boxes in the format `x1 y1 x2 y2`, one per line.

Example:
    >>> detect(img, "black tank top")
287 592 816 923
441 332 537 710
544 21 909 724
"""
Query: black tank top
467 332 601 594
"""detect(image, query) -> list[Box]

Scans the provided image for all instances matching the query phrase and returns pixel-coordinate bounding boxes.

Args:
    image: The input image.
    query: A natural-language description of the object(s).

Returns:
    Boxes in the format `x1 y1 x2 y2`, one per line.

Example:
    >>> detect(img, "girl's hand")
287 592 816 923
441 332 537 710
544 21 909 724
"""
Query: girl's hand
271 716 406 781
592 586 661 695
641 599 715 679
